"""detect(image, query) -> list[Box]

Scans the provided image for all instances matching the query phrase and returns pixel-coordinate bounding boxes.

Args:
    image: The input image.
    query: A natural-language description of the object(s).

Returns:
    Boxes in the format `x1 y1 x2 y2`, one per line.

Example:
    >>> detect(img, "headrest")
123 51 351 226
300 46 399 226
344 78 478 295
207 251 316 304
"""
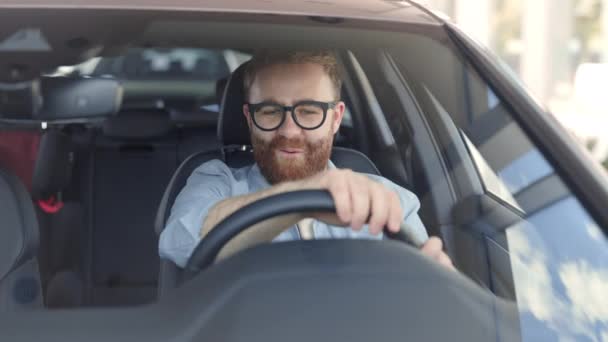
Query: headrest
102 110 172 140
32 130 73 199
0 168 39 280
215 76 229 108
217 62 251 146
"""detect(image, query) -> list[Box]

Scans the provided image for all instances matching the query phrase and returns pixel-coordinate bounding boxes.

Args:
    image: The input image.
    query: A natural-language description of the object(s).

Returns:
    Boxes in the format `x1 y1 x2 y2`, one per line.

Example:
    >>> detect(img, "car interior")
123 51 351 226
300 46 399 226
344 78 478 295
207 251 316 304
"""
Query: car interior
0 11 463 314
0 44 443 310
0 13 521 312
1 6 607 342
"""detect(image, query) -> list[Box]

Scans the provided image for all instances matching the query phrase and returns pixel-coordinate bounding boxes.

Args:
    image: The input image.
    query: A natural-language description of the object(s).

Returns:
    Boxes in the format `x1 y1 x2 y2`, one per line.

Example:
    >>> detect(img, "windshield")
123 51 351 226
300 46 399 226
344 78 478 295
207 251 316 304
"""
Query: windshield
0 17 606 342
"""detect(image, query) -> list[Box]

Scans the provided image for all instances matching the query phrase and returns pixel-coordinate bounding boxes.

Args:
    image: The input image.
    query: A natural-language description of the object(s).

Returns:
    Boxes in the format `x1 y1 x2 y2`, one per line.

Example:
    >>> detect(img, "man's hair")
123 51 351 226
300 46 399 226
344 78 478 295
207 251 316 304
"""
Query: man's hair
243 50 342 101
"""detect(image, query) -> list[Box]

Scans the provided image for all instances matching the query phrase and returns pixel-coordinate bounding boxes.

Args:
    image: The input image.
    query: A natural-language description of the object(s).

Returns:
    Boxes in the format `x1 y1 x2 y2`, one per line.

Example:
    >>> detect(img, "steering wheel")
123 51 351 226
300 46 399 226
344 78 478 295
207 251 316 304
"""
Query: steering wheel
186 190 427 272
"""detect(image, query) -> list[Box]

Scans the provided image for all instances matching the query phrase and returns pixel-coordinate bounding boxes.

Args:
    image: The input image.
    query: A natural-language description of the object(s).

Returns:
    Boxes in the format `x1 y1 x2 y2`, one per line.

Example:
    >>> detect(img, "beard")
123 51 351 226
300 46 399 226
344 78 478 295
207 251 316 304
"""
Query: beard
252 129 334 185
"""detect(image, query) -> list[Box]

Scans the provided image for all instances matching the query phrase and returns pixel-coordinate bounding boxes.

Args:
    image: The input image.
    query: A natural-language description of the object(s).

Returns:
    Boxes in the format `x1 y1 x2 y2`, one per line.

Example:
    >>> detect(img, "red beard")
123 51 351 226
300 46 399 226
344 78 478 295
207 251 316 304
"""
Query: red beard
252 132 333 185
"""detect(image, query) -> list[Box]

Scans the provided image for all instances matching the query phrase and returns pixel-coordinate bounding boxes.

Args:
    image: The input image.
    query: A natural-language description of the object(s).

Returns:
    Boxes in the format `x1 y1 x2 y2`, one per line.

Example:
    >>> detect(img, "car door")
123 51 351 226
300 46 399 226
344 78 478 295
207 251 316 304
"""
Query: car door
386 30 608 340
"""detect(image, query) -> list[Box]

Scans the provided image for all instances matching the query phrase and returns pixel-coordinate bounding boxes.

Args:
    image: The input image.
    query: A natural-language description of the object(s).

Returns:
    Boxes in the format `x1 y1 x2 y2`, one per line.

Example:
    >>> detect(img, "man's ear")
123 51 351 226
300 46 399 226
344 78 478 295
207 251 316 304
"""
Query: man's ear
331 101 346 135
242 104 252 129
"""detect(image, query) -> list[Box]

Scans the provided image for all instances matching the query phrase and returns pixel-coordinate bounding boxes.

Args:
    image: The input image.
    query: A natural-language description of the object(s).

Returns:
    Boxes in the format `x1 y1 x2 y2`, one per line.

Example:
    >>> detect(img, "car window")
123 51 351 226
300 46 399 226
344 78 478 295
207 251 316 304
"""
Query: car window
49 48 248 113
89 48 231 81
390 45 608 341
461 87 608 342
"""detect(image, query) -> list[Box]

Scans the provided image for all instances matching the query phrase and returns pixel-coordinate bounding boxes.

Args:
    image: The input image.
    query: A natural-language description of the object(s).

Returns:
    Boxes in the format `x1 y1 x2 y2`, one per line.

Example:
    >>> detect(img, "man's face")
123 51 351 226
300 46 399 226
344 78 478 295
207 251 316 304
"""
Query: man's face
243 63 345 184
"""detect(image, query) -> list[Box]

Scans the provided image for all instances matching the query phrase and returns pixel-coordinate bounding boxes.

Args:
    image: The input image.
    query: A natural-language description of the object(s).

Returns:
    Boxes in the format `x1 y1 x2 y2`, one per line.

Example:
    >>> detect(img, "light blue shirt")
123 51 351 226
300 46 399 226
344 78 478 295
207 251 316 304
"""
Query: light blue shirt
159 159 428 267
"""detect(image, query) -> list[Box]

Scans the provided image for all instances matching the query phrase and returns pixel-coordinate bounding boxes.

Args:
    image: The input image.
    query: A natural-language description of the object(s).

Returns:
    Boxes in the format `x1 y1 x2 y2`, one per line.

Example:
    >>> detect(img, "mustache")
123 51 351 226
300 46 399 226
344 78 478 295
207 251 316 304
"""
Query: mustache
268 136 307 150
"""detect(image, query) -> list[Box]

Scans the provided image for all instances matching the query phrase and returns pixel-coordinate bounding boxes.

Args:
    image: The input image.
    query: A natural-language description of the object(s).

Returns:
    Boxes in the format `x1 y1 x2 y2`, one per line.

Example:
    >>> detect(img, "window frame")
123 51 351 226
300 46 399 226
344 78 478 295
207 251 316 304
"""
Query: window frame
445 22 608 236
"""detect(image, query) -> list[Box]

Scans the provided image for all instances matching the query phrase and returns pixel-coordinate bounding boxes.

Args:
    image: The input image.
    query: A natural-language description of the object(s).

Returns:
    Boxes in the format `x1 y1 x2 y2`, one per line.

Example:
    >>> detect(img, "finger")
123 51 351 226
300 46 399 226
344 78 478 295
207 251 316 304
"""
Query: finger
368 183 389 235
438 252 455 270
387 190 403 233
349 175 369 231
421 237 443 258
328 173 351 224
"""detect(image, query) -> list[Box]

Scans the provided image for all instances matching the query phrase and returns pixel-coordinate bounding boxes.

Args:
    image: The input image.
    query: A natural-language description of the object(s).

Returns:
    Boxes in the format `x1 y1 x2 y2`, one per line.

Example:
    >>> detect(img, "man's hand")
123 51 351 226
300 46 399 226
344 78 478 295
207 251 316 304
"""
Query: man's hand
421 237 455 271
293 169 455 270
295 169 403 235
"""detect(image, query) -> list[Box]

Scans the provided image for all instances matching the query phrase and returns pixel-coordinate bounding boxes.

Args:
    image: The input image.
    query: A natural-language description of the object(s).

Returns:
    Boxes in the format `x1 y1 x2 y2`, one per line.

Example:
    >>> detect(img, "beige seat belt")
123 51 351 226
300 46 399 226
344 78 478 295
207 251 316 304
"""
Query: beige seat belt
296 218 314 240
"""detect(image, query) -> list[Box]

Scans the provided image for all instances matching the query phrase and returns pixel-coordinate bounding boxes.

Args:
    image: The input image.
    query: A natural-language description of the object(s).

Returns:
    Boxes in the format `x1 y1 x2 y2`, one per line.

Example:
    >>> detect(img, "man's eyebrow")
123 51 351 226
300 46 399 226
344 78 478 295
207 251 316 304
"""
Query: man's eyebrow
257 98 323 104
294 98 322 103
258 98 282 104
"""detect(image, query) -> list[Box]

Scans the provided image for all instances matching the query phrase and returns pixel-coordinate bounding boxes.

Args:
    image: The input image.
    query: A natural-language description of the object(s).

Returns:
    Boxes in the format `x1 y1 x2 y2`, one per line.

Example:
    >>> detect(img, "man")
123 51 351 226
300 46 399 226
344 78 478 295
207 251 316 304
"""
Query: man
159 50 454 270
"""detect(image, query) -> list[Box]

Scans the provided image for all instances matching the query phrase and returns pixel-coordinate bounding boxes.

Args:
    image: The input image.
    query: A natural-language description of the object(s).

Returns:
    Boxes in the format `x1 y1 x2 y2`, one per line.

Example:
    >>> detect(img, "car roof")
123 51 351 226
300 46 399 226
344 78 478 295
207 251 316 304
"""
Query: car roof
0 0 445 25
0 1 449 83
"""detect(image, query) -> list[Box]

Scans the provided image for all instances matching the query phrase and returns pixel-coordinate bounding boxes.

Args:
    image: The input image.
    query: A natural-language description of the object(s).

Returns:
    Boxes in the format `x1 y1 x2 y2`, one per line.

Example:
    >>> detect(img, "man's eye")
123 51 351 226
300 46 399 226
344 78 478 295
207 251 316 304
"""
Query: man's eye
261 109 280 115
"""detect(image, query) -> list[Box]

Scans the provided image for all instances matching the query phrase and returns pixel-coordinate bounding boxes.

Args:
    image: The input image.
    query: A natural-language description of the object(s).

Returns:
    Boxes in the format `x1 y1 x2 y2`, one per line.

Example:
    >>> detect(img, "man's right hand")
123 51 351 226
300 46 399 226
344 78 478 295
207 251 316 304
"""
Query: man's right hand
290 169 456 271
289 169 404 236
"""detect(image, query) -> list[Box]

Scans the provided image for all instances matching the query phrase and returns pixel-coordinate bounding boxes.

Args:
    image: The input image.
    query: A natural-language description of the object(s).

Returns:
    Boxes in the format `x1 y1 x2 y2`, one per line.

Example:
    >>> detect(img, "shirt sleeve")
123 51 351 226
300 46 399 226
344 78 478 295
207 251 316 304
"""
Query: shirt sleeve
365 174 429 243
158 159 234 268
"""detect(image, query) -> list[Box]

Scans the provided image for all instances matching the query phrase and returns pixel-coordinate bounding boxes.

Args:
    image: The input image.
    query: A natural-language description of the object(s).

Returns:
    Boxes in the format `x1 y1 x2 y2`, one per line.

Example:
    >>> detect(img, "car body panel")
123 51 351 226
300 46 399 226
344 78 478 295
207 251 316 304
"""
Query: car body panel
0 0 443 25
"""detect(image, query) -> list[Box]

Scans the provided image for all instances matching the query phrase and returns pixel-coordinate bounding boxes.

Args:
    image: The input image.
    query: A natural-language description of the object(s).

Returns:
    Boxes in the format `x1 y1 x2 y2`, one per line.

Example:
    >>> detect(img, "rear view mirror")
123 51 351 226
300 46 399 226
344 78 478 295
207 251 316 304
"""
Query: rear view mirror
0 76 123 122
37 77 123 120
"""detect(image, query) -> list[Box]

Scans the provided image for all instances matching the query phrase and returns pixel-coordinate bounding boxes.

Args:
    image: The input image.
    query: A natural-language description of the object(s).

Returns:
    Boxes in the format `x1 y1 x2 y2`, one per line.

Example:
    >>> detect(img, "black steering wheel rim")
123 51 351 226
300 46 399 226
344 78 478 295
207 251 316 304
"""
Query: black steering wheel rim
186 190 416 272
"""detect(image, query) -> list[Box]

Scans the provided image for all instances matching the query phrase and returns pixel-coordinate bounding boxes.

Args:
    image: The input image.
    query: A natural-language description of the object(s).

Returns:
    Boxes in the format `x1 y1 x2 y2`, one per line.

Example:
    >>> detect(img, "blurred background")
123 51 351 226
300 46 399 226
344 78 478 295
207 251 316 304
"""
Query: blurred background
424 0 608 171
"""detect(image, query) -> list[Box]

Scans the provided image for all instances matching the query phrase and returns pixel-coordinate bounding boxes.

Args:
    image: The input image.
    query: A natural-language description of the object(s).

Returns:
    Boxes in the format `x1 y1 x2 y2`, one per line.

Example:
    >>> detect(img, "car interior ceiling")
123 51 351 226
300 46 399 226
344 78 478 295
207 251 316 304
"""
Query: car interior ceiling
0 47 434 309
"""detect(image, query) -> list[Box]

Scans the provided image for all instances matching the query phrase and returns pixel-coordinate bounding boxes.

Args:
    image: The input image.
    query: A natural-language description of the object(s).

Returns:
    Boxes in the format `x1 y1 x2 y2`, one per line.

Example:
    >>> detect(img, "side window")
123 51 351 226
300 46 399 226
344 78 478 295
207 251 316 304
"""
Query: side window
463 87 608 341
390 43 608 340
224 49 253 71
439 73 608 340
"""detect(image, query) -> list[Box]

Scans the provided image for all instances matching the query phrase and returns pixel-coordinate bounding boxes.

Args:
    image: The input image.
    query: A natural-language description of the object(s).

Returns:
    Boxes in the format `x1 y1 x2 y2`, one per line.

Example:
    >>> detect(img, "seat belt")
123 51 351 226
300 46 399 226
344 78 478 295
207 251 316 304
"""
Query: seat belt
296 218 314 240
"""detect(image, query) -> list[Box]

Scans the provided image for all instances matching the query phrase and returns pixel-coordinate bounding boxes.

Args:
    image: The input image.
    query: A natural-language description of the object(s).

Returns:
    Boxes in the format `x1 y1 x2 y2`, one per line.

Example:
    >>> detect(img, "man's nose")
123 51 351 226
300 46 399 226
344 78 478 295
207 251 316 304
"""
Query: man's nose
277 111 302 137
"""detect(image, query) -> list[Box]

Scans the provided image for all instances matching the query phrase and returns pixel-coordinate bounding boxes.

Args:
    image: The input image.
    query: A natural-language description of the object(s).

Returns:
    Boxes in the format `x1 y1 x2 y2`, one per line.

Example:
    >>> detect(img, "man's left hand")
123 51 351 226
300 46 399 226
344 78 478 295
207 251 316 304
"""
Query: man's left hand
419 236 455 271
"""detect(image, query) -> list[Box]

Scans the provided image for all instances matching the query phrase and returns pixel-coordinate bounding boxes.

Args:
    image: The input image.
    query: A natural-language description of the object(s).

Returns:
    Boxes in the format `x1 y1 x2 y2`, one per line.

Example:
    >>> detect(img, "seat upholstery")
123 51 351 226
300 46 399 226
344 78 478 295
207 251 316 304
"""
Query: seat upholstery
216 63 250 147
31 129 86 308
155 61 381 297
31 130 74 201
0 167 42 310
90 111 179 306
102 110 173 140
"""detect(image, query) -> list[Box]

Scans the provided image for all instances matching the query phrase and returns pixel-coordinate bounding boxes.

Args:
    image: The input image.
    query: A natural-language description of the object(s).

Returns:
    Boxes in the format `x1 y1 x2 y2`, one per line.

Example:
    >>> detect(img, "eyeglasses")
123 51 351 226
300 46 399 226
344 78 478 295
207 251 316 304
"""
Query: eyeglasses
247 100 337 131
